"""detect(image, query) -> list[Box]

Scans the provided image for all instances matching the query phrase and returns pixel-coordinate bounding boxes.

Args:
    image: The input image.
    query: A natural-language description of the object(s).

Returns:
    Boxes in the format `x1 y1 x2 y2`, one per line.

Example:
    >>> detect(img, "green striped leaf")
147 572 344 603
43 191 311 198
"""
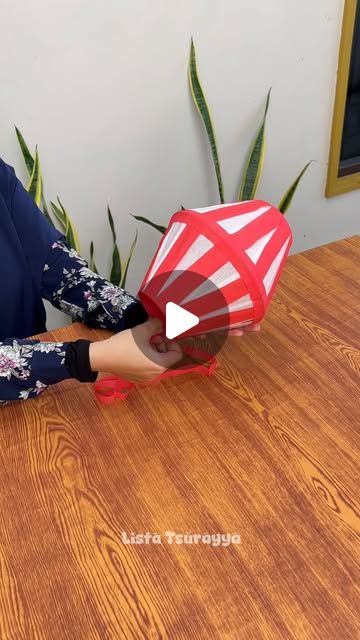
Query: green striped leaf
15 128 55 225
239 89 271 201
15 126 34 175
50 200 67 230
108 206 122 286
26 147 42 206
42 199 54 226
89 241 99 274
278 161 312 215
120 230 138 289
188 38 224 204
56 197 80 252
131 214 167 234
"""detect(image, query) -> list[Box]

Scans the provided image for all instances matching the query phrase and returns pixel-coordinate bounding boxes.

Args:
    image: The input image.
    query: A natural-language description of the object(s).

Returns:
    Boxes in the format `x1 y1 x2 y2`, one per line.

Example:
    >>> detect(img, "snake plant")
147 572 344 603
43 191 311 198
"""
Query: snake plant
15 127 137 287
189 38 224 204
135 39 311 235
108 206 138 288
239 89 271 201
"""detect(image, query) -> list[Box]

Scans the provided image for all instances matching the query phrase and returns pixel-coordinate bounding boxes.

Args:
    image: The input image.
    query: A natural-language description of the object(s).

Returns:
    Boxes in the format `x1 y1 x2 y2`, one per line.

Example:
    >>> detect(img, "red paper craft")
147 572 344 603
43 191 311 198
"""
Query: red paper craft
94 200 292 403
139 200 292 335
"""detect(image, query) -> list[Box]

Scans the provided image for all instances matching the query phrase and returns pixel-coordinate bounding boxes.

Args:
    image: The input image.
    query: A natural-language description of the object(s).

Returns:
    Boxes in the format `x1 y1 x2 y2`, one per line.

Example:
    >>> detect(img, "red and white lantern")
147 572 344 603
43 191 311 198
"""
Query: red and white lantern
138 200 293 336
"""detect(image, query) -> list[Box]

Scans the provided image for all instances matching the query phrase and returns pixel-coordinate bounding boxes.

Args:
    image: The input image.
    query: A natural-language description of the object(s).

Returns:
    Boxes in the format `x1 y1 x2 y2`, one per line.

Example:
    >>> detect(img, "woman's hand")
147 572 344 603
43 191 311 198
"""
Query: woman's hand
89 318 182 383
199 323 261 339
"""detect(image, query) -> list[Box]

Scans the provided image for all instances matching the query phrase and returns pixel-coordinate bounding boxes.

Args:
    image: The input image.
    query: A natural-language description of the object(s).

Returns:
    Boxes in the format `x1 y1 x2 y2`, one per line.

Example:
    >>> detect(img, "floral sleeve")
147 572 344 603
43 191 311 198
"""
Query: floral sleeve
41 240 147 330
0 339 71 403
0 242 148 404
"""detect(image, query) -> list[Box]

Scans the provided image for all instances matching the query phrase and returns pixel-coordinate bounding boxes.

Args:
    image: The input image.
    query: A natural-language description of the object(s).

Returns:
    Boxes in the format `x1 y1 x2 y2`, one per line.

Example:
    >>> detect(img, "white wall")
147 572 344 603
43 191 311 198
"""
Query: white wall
1 0 358 328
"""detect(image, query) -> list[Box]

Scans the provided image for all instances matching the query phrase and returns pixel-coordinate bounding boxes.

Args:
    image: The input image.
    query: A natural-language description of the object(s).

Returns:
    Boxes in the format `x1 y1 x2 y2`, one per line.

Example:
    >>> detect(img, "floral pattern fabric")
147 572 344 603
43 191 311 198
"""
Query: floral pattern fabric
43 241 137 328
0 240 141 403
0 339 69 404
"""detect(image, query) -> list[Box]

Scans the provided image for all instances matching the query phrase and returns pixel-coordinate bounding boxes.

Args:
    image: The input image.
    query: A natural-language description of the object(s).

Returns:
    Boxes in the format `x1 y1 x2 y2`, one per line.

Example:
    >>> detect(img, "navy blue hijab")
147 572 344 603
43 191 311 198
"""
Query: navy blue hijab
0 158 62 340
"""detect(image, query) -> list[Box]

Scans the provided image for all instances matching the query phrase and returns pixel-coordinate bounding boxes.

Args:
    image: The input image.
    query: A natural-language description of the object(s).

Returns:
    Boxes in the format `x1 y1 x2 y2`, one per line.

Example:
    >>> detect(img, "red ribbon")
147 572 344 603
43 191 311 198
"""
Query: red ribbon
94 346 217 405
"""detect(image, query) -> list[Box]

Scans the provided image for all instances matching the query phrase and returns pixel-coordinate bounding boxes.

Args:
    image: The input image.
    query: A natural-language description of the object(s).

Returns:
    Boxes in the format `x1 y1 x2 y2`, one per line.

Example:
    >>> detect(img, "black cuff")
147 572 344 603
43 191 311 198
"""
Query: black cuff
124 301 149 329
65 340 98 382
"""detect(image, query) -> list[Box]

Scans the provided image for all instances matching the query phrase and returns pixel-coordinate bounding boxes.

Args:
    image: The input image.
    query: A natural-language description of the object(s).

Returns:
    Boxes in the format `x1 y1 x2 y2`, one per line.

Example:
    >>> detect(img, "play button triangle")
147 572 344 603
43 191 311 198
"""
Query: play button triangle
165 302 199 339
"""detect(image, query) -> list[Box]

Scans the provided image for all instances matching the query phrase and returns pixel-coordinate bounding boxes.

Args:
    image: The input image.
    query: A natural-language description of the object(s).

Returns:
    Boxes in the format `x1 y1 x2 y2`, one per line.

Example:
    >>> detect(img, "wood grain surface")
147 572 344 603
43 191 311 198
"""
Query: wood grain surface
0 236 359 640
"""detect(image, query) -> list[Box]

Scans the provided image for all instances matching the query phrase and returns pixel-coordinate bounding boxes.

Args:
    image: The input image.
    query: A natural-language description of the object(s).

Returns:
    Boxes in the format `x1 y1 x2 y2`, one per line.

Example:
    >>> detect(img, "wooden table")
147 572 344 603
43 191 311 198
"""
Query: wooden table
0 237 359 640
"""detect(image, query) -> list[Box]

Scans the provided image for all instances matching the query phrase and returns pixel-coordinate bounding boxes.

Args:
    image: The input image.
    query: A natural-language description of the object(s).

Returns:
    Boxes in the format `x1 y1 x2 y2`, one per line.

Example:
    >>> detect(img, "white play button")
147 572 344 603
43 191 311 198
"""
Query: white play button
165 302 199 339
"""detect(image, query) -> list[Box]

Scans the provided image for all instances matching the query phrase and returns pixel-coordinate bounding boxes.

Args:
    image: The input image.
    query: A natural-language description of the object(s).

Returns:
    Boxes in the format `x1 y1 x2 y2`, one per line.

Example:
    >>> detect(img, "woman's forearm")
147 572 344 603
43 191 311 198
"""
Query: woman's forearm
0 318 183 403
41 240 148 331
0 338 97 403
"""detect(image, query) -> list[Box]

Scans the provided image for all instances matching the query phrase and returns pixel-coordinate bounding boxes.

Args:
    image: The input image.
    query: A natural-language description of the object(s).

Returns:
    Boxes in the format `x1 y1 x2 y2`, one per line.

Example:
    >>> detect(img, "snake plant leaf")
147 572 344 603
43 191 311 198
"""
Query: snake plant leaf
131 214 167 235
15 126 34 175
188 38 224 204
108 206 122 286
278 161 312 215
56 197 80 252
42 199 54 226
50 200 66 230
89 241 99 274
239 89 271 201
120 230 138 289
15 128 54 225
26 147 42 207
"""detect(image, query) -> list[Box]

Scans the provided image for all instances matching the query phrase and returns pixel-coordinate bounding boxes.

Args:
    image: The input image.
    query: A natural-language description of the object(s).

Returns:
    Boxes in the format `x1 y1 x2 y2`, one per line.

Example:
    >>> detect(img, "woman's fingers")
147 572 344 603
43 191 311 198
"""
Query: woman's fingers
243 323 261 332
158 341 183 367
228 323 261 335
156 341 167 353
198 322 261 339
227 328 244 336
